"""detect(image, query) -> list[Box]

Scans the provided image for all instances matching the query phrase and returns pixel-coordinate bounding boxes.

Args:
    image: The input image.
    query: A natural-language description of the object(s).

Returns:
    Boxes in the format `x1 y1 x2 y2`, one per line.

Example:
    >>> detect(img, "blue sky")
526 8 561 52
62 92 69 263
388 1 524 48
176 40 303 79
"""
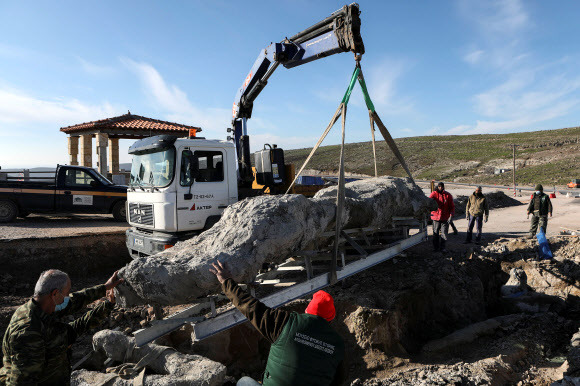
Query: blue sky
1 0 579 168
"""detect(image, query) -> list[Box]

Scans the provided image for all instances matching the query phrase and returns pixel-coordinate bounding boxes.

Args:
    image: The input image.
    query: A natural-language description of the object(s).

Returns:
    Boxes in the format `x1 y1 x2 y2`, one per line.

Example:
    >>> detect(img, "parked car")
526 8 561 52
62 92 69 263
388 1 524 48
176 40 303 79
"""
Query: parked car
0 165 127 223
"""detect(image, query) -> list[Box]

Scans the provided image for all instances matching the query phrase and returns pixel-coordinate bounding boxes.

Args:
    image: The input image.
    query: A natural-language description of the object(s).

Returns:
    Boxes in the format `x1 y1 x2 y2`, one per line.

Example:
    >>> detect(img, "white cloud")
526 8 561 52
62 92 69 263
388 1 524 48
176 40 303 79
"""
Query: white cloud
463 49 484 65
445 125 471 135
456 0 580 134
362 58 414 114
122 58 230 140
459 0 530 69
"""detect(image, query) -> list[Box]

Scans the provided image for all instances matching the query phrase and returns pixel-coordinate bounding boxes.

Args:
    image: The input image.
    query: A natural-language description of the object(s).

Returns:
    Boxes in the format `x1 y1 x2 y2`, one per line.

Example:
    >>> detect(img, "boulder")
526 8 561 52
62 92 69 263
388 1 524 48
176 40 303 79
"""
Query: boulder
70 330 227 386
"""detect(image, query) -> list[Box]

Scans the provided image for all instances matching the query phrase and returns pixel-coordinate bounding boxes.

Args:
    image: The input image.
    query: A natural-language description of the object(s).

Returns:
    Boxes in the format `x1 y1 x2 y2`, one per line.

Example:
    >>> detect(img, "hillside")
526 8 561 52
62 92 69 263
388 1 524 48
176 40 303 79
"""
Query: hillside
284 126 580 187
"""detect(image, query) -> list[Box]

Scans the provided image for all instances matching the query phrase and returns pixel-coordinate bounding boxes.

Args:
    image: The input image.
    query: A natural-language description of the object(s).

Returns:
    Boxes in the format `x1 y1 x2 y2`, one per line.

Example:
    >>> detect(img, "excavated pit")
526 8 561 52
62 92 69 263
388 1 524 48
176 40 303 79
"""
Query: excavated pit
66 236 580 384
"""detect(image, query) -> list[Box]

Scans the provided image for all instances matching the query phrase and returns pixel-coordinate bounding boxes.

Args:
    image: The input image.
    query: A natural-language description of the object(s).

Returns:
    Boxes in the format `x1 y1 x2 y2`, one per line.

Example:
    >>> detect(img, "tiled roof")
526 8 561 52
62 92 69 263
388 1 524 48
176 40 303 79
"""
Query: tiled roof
60 113 202 134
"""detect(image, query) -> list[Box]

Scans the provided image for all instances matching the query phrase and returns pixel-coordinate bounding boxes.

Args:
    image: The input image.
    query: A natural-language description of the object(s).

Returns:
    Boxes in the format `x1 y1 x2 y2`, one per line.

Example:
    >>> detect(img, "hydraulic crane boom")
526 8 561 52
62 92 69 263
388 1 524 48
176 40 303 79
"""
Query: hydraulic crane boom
231 3 365 185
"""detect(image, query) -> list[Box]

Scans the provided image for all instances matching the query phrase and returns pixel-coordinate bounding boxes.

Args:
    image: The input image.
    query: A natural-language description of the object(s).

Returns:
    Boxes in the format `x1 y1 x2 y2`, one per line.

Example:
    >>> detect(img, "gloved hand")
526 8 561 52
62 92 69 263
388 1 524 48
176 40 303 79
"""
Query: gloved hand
466 214 469 220
484 216 488 223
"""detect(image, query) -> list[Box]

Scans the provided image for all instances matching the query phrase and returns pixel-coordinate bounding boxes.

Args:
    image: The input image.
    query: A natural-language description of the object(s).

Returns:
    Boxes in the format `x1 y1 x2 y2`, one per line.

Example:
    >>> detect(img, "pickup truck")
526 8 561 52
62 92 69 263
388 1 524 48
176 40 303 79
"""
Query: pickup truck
0 165 127 223
568 179 580 189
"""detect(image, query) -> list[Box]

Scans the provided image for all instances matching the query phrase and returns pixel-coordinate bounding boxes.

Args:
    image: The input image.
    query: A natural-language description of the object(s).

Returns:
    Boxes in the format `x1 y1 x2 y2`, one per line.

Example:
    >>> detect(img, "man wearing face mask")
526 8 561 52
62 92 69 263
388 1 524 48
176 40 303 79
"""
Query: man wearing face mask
527 184 553 238
0 269 123 385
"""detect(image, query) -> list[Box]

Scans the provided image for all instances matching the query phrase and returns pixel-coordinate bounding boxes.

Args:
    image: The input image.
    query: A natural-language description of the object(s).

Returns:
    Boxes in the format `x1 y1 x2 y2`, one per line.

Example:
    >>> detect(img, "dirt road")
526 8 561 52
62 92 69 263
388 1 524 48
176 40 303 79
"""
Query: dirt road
448 196 580 243
0 214 128 240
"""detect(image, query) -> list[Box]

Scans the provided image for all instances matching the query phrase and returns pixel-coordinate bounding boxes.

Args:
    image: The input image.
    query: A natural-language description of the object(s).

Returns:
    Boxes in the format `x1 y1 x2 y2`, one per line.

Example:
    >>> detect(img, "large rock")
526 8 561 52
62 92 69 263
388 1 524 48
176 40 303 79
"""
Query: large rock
71 330 227 386
116 177 430 306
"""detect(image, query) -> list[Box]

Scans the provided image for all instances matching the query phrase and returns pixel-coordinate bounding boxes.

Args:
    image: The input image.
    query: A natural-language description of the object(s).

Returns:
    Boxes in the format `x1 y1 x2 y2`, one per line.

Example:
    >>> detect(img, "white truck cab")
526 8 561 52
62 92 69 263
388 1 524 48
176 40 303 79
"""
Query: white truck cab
126 135 238 257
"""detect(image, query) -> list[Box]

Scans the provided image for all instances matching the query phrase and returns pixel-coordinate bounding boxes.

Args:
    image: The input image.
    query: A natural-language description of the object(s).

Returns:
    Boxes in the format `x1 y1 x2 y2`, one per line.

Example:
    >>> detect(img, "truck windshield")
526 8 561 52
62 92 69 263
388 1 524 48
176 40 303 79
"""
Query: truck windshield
130 148 175 188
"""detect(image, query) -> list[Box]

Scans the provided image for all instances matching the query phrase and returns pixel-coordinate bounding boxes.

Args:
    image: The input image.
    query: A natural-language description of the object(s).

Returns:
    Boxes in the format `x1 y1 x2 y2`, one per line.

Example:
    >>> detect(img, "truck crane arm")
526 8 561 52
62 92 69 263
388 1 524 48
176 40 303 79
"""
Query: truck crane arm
231 3 365 184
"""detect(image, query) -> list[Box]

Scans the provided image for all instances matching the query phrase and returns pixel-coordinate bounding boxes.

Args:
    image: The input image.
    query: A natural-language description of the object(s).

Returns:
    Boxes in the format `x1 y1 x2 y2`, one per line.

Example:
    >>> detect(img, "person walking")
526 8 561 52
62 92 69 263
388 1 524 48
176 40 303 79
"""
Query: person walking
527 184 553 238
210 261 345 386
0 269 123 385
464 186 489 244
429 182 455 252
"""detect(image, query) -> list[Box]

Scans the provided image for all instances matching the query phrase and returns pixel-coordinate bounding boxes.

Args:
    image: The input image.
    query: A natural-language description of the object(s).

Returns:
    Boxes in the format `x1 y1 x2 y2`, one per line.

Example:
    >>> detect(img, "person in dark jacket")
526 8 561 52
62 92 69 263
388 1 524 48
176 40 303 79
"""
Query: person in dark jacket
429 182 456 252
0 269 123 386
210 261 345 386
464 186 489 244
527 184 553 238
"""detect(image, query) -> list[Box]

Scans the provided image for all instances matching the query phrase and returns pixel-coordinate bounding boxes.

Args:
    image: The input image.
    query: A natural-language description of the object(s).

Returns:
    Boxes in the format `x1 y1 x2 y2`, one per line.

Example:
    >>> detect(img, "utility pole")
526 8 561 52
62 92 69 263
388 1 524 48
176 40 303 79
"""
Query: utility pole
512 144 518 197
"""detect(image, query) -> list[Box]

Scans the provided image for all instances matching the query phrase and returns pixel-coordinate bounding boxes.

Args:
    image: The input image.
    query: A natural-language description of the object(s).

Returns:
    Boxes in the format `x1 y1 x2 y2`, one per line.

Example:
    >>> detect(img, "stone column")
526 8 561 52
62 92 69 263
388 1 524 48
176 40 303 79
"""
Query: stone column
68 136 79 165
108 137 120 174
96 133 109 175
80 134 93 167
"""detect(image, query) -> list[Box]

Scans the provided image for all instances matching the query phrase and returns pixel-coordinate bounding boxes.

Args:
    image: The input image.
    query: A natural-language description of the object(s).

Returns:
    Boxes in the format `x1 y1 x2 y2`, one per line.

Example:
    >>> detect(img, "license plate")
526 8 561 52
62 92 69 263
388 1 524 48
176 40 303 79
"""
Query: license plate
134 238 144 247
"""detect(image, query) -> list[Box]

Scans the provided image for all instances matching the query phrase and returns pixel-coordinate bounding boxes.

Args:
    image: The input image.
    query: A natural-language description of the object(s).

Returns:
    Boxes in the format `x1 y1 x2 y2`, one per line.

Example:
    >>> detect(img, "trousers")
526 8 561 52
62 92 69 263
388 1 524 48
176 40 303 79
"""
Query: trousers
466 215 483 242
530 214 548 235
432 220 449 250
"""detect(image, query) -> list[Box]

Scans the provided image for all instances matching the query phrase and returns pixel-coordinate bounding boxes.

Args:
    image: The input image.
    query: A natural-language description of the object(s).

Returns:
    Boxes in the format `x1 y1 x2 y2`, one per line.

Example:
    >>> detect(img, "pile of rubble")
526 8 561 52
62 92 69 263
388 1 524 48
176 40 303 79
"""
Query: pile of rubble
453 191 523 217
116 177 431 306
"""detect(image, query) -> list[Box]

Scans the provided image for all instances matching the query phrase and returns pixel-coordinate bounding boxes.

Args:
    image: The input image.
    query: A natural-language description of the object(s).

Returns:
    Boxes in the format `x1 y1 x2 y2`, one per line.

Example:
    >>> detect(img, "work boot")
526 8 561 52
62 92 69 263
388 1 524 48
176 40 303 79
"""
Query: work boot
453 230 458 236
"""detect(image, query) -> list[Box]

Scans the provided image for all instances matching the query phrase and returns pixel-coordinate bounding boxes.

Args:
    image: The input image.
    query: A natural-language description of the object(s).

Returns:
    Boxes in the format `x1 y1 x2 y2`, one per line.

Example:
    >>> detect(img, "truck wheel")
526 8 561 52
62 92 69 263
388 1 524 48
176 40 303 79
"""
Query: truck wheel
0 200 18 223
112 201 127 222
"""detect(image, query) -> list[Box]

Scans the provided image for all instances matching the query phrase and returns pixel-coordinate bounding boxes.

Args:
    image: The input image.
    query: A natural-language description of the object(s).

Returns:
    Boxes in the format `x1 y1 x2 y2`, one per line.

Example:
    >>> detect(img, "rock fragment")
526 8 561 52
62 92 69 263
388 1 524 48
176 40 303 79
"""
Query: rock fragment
71 330 227 386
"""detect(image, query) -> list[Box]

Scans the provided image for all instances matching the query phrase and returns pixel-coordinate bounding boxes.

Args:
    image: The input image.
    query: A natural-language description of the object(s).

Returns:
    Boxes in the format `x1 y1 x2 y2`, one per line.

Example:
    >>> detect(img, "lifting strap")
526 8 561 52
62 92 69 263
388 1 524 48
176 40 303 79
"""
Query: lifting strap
283 63 416 283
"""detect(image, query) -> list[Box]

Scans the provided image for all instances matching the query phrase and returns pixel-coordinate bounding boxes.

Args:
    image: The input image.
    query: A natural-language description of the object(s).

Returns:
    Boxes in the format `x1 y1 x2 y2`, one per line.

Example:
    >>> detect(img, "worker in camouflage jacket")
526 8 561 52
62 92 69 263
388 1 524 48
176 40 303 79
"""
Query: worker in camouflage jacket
210 261 345 386
0 269 123 386
527 184 553 238
464 186 489 244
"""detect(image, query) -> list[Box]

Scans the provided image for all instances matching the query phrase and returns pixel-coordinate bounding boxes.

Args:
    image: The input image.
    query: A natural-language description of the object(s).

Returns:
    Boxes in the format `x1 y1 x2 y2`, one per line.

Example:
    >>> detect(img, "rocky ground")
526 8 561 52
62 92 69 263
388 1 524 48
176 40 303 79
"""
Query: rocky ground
1 202 580 385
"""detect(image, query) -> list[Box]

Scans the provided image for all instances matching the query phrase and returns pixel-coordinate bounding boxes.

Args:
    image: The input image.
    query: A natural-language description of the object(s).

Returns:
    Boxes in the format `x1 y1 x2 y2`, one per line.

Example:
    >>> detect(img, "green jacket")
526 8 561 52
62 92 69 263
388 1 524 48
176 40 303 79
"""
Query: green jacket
264 312 344 386
0 284 113 386
222 279 346 386
527 192 553 216
466 193 489 217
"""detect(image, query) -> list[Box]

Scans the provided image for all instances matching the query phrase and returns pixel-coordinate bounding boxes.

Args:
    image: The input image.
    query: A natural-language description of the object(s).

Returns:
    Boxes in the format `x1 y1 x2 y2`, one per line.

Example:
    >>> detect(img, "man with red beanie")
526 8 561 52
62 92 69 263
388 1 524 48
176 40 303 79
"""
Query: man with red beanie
210 261 345 386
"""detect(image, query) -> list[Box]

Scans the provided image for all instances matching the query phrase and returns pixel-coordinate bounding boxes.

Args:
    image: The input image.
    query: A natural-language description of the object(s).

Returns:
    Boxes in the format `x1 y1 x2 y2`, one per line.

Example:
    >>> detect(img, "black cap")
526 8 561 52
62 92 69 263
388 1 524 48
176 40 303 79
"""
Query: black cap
437 182 445 189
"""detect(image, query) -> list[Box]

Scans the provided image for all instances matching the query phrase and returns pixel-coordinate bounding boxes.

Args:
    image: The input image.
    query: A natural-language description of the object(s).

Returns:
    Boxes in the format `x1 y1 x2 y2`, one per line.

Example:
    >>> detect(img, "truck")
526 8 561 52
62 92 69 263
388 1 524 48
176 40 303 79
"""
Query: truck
125 3 365 258
568 179 580 189
0 165 127 223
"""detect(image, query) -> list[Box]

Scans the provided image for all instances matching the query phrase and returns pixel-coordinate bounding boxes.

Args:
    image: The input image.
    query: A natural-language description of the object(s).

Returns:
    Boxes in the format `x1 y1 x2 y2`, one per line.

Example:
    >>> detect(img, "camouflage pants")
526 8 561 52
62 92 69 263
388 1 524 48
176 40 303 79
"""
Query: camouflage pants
530 215 548 236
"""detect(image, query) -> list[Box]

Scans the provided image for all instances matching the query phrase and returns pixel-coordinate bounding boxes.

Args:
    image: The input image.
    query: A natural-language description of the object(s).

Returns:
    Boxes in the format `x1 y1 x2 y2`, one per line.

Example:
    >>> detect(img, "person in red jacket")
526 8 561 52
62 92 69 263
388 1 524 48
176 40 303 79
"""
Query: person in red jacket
429 182 455 252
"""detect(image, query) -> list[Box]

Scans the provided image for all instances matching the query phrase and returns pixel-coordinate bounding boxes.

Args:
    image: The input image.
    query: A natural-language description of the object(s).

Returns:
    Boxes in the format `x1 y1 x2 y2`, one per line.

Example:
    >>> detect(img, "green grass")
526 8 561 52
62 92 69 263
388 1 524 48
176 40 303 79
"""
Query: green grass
284 126 580 187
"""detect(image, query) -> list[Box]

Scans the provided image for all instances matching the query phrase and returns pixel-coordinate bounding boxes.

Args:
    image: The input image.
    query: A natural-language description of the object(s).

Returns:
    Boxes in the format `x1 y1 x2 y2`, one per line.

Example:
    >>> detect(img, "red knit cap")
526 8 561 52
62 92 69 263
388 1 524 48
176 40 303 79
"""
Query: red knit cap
305 290 336 322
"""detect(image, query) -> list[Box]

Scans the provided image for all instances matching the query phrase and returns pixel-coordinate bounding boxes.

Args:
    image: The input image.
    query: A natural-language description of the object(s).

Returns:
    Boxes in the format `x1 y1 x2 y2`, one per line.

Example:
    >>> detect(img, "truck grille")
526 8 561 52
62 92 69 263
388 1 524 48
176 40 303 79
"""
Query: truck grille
129 203 154 226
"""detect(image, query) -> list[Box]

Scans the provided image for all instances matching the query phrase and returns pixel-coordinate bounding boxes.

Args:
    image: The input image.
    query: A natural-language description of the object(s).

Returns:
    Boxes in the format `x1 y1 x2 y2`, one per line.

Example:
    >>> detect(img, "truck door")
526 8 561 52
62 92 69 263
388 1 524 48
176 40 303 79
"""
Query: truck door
176 148 229 231
57 168 105 213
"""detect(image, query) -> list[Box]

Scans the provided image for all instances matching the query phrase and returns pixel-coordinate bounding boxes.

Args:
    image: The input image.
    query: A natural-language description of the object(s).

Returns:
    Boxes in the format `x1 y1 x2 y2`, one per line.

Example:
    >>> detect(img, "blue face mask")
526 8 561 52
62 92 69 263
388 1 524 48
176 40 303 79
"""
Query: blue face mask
54 296 70 312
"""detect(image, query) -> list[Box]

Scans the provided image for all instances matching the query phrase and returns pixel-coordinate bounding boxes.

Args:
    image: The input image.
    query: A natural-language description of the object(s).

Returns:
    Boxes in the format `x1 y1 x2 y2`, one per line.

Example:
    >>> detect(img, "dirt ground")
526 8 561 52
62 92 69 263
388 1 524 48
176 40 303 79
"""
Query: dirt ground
0 213 128 240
